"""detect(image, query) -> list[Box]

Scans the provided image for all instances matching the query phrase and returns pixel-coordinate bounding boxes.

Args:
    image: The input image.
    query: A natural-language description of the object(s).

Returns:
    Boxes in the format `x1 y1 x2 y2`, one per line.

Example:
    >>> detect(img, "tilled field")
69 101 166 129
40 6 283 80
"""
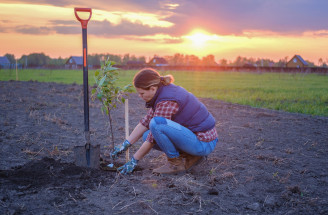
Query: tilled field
0 80 327 214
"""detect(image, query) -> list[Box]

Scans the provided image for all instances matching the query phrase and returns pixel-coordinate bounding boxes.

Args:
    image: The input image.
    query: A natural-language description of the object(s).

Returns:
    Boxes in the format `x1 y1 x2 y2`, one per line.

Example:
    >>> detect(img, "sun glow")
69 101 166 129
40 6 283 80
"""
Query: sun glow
184 29 219 48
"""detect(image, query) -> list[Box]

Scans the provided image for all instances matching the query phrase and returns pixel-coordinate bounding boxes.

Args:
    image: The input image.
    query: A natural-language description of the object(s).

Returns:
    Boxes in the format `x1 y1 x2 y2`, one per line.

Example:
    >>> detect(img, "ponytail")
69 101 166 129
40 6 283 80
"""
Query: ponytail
160 75 174 86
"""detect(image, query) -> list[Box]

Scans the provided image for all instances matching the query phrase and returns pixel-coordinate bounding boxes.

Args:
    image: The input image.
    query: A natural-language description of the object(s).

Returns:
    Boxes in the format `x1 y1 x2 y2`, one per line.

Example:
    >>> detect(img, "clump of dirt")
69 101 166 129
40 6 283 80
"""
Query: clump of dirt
0 80 327 214
1 157 112 188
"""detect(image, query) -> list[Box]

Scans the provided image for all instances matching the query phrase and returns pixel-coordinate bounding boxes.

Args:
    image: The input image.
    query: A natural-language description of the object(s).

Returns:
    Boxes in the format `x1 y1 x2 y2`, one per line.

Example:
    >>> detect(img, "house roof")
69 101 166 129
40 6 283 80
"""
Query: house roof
291 55 308 66
149 57 168 65
0 56 10 65
67 56 83 65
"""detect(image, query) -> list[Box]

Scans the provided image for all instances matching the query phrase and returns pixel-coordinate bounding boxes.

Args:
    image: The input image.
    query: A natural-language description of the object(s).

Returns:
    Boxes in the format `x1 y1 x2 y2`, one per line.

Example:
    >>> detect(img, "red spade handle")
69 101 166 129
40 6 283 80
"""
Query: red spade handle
74 8 92 29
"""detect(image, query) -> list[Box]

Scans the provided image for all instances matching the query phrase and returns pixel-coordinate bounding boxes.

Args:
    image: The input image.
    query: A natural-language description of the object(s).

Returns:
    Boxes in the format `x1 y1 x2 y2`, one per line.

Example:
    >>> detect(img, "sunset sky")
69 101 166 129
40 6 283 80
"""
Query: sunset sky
1 0 327 64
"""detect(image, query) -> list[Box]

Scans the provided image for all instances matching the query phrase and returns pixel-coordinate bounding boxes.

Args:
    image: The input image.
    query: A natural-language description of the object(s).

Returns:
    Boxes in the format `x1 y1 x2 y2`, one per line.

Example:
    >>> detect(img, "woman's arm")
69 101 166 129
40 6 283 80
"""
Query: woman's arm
127 122 148 144
127 123 154 160
110 122 149 161
133 141 155 160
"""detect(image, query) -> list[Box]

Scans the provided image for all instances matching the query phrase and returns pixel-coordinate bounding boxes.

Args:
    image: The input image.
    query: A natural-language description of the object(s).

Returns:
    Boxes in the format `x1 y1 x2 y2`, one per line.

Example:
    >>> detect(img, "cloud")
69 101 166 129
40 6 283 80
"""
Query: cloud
165 0 328 36
15 26 54 35
88 19 170 36
0 27 7 33
49 20 77 26
303 30 328 37
48 20 80 34
53 26 80 35
1 16 170 37
126 34 183 44
0 20 12 23
1 0 75 7
2 0 328 37
1 0 165 12
48 19 169 36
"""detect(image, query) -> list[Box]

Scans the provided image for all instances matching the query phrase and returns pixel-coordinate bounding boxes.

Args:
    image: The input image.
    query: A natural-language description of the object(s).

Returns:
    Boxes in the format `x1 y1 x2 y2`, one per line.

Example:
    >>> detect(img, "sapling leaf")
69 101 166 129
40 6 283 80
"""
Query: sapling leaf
98 75 106 87
106 67 118 71
97 92 103 100
95 70 99 76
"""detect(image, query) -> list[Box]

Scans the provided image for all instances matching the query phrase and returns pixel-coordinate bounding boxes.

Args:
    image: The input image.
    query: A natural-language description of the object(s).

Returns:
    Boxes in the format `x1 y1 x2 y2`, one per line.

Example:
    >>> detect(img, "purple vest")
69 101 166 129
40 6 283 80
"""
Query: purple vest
147 84 215 132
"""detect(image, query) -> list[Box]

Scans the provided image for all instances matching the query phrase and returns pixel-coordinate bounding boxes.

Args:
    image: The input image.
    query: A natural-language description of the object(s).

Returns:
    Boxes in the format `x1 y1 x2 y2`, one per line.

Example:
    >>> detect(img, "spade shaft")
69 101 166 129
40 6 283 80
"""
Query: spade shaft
74 8 98 168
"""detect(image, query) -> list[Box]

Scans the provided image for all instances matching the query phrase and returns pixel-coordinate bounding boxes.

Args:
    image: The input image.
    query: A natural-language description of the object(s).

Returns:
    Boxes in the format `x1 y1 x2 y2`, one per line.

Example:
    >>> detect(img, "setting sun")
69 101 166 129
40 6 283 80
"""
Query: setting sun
184 30 219 48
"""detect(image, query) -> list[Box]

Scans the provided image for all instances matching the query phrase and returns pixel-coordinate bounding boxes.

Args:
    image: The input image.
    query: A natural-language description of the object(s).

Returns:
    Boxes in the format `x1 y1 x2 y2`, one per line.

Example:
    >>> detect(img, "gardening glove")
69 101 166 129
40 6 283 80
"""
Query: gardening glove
117 157 138 175
110 140 131 159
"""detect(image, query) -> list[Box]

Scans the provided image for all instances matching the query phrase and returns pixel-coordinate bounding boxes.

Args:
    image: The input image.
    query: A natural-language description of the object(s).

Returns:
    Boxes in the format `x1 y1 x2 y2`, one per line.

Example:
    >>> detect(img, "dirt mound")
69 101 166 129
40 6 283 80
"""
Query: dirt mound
0 157 114 214
0 80 327 214
1 157 112 188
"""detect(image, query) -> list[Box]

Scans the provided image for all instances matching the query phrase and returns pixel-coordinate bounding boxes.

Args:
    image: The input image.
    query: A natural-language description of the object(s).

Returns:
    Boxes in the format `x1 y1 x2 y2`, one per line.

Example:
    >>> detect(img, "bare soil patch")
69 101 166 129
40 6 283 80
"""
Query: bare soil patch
1 80 327 214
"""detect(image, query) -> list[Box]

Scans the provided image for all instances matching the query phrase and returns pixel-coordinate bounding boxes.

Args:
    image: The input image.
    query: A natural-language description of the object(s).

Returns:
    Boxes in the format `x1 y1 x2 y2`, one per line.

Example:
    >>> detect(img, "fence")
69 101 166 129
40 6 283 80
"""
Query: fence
115 65 328 74
6 64 328 74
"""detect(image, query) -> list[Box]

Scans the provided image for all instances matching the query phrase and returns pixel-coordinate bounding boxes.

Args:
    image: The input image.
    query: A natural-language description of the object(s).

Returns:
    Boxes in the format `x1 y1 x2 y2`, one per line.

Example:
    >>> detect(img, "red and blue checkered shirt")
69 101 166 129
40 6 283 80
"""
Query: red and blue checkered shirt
140 101 218 143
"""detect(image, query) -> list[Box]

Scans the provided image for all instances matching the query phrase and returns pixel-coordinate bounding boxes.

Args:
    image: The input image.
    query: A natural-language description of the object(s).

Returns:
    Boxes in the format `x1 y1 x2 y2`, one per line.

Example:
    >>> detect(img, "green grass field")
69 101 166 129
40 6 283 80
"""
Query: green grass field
1 68 327 116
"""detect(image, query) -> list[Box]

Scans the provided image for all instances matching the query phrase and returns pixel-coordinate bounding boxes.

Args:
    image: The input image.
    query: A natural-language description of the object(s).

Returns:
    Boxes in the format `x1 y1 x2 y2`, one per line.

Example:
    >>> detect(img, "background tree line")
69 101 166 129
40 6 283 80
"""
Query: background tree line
3 52 323 68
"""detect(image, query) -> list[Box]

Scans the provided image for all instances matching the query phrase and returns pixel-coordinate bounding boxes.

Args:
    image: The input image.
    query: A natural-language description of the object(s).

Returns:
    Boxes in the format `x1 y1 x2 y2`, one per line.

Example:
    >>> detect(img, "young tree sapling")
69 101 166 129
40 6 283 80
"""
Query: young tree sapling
91 59 133 154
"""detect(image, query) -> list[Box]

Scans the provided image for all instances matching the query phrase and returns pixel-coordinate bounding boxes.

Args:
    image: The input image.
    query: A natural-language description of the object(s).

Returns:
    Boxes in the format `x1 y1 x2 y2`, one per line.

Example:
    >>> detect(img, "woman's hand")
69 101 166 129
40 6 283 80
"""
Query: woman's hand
117 157 138 174
110 140 131 159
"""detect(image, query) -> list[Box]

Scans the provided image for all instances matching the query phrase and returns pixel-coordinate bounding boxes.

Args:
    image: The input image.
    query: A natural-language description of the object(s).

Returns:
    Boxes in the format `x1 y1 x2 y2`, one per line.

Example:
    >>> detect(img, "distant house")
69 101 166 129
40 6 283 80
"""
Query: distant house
65 56 83 69
286 55 308 68
148 57 168 66
0 56 11 69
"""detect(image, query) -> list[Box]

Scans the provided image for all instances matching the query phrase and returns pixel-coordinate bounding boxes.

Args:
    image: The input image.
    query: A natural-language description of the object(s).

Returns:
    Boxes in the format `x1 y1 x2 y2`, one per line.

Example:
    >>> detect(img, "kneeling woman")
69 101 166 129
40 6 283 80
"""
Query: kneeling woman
112 68 218 175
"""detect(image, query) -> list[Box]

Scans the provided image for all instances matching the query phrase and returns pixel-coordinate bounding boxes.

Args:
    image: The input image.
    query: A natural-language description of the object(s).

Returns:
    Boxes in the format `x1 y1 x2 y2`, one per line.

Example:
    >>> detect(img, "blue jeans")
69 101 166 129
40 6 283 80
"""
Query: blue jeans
142 116 218 158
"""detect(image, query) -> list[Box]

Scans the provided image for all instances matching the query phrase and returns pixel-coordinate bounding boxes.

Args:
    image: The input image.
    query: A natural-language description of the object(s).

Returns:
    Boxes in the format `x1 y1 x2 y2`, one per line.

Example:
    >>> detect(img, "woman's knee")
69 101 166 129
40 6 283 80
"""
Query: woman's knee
150 116 167 131
204 138 218 155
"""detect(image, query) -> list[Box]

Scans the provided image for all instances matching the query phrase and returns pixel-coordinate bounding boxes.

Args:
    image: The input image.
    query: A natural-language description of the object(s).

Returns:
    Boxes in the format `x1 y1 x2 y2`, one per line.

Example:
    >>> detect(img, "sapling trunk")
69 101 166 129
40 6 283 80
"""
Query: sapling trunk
107 107 115 150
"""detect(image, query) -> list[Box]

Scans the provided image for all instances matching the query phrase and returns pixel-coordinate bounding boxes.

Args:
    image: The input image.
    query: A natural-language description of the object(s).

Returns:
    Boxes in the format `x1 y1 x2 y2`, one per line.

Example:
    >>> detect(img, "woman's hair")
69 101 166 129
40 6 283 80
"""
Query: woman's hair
133 68 174 89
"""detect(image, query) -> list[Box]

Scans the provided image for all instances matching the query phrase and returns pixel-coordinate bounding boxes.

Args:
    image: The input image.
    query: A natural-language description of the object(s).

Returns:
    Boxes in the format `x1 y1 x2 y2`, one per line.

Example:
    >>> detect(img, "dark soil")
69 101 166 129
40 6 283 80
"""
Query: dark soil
1 80 327 215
